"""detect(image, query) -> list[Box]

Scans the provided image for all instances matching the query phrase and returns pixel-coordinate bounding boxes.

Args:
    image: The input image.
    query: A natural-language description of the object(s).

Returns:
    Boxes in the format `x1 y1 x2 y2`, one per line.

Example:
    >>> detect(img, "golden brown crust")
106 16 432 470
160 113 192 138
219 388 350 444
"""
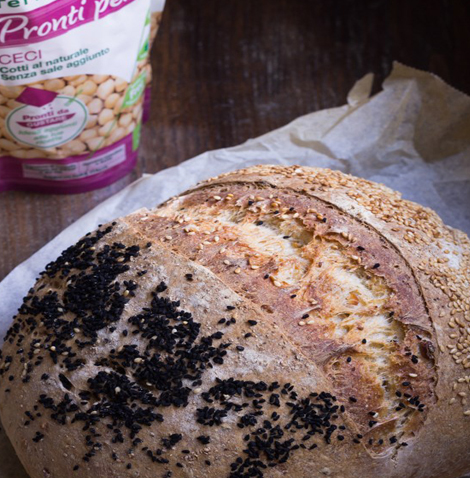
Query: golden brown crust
1 165 469 478
140 179 437 442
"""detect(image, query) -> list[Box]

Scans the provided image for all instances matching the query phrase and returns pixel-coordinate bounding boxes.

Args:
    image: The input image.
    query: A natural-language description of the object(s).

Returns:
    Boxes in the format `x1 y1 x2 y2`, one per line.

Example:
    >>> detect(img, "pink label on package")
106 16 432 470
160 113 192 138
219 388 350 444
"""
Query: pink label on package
0 0 139 47
22 144 126 180
0 132 139 194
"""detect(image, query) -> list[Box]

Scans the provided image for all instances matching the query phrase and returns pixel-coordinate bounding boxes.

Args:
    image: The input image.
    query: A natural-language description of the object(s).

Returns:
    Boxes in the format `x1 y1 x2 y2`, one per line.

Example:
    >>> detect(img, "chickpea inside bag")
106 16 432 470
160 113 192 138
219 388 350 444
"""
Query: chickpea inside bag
0 0 165 193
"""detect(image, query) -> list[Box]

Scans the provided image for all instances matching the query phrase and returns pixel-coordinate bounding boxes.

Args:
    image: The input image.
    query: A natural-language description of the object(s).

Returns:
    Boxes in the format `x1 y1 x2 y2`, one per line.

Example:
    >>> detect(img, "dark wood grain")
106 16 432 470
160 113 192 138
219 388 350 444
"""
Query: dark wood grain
1 0 470 281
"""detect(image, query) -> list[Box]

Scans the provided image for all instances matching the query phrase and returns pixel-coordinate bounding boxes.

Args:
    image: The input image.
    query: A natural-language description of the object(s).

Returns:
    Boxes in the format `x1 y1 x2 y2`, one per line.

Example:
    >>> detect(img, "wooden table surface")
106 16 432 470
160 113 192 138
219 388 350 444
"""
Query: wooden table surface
1 0 470 281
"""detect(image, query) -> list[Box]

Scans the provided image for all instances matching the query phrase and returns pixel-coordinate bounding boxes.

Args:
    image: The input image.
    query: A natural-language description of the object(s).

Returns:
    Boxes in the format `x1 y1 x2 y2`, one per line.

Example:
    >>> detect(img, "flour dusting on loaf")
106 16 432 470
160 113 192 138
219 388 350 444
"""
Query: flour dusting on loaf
1 165 469 478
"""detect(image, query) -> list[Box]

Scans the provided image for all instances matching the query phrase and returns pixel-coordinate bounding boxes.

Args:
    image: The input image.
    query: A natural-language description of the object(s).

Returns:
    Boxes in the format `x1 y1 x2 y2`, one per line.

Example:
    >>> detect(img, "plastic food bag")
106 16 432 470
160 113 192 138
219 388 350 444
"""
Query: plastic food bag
0 0 165 194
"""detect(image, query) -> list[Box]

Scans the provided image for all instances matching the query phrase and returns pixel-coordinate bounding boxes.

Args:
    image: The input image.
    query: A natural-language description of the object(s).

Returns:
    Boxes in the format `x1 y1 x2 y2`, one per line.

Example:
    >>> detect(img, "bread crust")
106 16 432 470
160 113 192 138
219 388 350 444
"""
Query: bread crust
1 165 469 478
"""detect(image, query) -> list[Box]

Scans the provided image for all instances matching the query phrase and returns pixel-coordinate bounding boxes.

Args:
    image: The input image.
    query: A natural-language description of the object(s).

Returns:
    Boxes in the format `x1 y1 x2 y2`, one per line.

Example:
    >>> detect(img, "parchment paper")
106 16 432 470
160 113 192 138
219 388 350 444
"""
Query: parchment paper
1 62 469 477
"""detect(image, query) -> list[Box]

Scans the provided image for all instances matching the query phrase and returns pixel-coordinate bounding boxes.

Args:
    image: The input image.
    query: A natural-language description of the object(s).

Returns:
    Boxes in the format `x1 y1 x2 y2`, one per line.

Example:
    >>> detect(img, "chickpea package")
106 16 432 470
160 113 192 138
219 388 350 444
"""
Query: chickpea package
0 0 165 193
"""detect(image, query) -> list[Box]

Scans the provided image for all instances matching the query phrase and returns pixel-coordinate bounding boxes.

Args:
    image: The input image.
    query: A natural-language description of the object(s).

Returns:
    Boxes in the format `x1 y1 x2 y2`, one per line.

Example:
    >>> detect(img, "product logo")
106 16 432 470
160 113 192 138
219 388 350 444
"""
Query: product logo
6 86 88 149
0 0 139 46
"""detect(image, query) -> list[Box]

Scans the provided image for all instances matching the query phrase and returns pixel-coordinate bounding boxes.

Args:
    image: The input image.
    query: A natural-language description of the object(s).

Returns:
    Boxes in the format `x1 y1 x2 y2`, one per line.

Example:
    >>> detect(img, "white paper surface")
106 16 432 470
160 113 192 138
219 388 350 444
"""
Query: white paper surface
1 62 470 478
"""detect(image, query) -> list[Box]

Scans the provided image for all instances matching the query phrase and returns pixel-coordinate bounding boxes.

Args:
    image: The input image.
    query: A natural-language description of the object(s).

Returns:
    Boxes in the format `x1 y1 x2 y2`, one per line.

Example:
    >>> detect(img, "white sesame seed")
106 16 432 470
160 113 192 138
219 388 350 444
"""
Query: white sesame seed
234 268 241 274
115 387 121 393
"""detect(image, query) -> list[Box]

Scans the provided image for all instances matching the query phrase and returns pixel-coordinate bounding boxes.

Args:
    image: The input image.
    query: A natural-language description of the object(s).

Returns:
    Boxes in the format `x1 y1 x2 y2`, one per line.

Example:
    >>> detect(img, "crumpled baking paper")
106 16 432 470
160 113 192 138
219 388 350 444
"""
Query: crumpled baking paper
1 62 469 478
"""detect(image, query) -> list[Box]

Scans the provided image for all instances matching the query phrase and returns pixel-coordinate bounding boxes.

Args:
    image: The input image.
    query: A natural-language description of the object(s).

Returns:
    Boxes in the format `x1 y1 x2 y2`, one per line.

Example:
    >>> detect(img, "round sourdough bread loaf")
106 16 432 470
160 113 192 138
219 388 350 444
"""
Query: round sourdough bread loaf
1 165 469 478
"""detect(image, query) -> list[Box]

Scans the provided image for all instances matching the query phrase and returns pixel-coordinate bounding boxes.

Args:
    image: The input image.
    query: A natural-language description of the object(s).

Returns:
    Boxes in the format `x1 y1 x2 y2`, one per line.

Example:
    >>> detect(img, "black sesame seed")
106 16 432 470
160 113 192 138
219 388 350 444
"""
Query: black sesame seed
58 373 73 391
236 346 245 351
247 320 258 326
372 263 380 269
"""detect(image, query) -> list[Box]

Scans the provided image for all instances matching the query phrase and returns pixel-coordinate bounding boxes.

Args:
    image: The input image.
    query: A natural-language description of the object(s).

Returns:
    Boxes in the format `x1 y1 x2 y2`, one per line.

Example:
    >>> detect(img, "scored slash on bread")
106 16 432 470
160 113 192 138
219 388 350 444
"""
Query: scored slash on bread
0 165 469 478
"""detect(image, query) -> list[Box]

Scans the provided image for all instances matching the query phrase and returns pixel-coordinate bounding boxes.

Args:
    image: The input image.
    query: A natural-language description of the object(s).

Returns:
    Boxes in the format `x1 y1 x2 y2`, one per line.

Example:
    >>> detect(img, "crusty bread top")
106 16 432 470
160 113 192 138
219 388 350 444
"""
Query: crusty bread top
1 165 469 478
